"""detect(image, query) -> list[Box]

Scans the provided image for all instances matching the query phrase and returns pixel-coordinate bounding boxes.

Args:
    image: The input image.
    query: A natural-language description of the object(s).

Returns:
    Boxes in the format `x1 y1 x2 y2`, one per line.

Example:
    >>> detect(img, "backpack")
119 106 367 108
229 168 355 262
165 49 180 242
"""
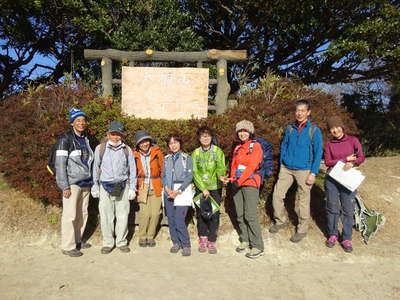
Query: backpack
97 139 130 174
353 193 386 244
47 135 73 176
233 138 273 182
286 124 316 141
166 152 189 172
99 139 129 165
192 146 218 164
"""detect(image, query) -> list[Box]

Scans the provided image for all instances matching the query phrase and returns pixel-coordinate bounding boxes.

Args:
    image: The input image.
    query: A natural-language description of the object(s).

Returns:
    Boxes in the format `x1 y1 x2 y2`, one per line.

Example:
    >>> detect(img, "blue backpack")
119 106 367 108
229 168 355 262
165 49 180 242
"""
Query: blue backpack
233 138 273 182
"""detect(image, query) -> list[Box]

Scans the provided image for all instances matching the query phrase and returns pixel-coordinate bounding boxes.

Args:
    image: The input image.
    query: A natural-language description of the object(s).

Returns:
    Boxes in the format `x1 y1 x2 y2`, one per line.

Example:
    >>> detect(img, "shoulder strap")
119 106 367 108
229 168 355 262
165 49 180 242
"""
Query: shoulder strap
308 124 317 163
248 140 256 154
287 125 293 136
193 147 200 157
233 144 241 156
65 131 76 152
99 141 107 165
123 146 129 159
309 124 316 143
99 138 129 166
181 153 187 171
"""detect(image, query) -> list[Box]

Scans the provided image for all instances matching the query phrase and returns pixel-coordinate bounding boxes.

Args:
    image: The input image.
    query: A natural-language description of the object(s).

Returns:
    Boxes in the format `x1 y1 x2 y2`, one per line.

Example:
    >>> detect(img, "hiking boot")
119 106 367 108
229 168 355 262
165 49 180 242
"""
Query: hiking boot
198 236 208 253
62 249 83 257
77 242 91 250
147 239 156 247
139 239 147 247
235 241 249 253
341 240 353 253
290 232 307 243
182 247 191 257
118 245 131 253
325 235 338 248
207 241 217 254
245 248 264 259
101 246 113 254
170 244 181 254
269 223 288 234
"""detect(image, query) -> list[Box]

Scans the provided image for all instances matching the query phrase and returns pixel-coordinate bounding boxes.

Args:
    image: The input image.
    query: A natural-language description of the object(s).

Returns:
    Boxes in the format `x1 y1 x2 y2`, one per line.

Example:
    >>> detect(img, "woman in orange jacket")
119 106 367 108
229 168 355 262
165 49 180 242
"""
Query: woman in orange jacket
230 120 264 259
133 130 164 247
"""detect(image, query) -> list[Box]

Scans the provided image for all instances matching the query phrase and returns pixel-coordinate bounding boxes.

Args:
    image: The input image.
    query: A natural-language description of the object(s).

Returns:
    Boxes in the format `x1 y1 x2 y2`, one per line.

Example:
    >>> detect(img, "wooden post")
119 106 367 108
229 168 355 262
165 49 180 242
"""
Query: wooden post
215 59 230 115
101 57 113 97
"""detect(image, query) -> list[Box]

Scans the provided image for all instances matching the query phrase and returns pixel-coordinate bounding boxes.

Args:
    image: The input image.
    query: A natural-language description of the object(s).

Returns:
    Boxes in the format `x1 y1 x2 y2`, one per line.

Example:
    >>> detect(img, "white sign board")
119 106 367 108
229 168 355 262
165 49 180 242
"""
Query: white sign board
122 67 209 120
328 161 366 192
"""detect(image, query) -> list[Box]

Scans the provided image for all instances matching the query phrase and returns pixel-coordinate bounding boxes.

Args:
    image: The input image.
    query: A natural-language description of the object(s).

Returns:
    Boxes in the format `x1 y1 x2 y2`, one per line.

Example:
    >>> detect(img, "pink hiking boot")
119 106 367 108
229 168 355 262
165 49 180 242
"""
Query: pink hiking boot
325 235 338 248
207 241 217 254
198 236 208 253
341 240 353 253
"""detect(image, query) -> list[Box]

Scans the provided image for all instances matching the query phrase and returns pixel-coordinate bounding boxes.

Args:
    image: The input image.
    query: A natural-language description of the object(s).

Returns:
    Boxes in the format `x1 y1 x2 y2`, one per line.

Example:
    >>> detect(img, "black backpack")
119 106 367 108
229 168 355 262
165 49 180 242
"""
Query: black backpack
47 135 73 176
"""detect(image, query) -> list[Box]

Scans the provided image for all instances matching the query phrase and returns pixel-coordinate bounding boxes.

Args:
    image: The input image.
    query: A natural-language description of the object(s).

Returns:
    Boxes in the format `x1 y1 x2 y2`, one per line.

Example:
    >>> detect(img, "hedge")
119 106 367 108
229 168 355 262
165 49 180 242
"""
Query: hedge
0 76 357 205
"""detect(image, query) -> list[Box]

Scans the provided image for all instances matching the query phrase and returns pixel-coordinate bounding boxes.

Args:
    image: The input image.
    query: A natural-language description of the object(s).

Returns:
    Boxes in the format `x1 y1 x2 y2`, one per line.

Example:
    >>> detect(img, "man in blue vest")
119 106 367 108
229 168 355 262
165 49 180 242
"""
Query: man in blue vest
270 99 323 243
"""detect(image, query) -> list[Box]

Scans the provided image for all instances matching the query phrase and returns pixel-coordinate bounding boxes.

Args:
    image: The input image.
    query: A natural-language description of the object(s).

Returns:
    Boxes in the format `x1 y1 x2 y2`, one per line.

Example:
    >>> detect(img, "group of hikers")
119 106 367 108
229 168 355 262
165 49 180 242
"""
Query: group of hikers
54 99 365 259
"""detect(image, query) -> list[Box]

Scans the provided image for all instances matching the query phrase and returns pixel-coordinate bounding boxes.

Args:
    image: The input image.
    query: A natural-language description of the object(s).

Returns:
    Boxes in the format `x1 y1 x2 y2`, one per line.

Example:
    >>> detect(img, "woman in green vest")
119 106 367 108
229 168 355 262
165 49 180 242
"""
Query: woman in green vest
192 126 228 254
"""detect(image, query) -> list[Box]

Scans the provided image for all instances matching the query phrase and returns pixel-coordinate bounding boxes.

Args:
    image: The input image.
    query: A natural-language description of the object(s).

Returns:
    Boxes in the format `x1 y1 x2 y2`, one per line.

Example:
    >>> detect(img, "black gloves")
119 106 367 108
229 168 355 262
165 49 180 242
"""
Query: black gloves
230 180 240 195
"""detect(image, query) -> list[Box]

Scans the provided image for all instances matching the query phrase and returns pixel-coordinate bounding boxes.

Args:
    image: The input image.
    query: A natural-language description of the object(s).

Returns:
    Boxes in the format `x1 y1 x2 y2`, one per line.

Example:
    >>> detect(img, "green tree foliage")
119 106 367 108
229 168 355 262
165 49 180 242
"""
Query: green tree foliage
185 0 400 87
66 0 202 51
341 79 400 155
2 0 399 97
0 0 203 97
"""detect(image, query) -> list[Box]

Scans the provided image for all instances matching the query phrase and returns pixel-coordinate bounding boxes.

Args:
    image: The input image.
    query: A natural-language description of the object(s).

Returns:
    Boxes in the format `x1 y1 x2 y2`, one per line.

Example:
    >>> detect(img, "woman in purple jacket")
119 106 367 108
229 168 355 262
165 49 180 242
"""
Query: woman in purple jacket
324 116 365 253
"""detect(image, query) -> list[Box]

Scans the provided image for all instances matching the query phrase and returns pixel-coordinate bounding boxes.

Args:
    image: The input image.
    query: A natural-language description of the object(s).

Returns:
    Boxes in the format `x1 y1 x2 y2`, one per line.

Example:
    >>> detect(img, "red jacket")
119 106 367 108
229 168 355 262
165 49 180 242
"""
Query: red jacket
230 140 263 188
134 146 164 197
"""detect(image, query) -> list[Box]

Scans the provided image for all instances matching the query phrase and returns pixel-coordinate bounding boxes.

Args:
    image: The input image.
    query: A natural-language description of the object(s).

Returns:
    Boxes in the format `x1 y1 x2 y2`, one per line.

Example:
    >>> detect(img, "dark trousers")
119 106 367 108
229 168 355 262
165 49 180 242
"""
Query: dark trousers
195 189 221 242
325 175 356 241
164 196 191 248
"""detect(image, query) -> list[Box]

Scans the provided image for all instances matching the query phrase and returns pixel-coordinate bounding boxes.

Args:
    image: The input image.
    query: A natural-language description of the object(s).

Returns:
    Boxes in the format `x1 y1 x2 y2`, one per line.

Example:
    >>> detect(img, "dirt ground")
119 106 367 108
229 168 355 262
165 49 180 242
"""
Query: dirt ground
0 156 400 300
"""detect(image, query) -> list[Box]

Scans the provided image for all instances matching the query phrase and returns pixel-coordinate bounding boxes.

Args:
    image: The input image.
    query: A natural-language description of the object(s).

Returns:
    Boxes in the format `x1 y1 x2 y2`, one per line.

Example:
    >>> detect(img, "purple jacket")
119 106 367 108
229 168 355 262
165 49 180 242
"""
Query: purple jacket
324 135 365 168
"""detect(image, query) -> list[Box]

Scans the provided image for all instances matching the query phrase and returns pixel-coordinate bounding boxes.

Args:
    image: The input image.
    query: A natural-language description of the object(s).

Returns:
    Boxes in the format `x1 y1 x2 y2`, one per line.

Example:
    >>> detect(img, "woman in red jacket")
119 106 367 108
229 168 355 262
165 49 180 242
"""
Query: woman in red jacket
230 120 264 259
324 116 365 253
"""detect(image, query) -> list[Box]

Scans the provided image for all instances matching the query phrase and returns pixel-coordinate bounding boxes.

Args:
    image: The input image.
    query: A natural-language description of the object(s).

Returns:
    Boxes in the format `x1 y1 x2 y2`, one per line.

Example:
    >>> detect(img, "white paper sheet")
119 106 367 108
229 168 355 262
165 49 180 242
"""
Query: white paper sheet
173 183 195 206
328 161 365 192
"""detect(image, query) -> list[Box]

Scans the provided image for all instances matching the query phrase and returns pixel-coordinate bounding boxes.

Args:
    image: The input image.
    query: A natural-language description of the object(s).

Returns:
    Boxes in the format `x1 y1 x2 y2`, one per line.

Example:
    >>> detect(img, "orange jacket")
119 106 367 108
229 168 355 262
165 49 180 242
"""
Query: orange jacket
230 140 263 188
134 146 164 197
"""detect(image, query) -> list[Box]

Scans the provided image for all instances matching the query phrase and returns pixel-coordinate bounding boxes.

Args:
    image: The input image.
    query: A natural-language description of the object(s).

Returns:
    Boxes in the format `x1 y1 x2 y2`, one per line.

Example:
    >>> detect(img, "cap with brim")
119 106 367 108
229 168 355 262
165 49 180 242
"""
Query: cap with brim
135 130 153 146
107 121 125 134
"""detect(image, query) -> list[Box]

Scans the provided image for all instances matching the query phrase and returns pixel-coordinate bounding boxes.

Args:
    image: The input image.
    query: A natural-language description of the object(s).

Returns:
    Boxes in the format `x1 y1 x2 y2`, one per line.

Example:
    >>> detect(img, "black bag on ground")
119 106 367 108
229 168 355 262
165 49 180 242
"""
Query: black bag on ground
200 196 213 220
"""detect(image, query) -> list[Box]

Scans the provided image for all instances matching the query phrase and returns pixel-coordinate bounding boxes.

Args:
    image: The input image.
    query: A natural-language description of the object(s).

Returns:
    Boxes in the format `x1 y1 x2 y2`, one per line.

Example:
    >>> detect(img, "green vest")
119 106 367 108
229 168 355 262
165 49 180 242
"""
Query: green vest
191 145 226 191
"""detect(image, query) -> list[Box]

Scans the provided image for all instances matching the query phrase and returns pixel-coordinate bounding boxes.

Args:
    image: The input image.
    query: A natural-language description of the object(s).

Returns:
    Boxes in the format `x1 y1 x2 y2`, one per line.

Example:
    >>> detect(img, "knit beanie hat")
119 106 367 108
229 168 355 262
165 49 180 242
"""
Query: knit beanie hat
327 116 345 130
235 120 255 134
69 107 87 123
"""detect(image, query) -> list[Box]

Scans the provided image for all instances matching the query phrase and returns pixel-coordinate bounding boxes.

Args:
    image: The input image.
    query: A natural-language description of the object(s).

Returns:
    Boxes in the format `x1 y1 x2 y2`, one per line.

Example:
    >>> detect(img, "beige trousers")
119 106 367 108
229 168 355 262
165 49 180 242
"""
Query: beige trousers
99 185 130 248
138 190 162 240
61 185 90 251
272 166 313 233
